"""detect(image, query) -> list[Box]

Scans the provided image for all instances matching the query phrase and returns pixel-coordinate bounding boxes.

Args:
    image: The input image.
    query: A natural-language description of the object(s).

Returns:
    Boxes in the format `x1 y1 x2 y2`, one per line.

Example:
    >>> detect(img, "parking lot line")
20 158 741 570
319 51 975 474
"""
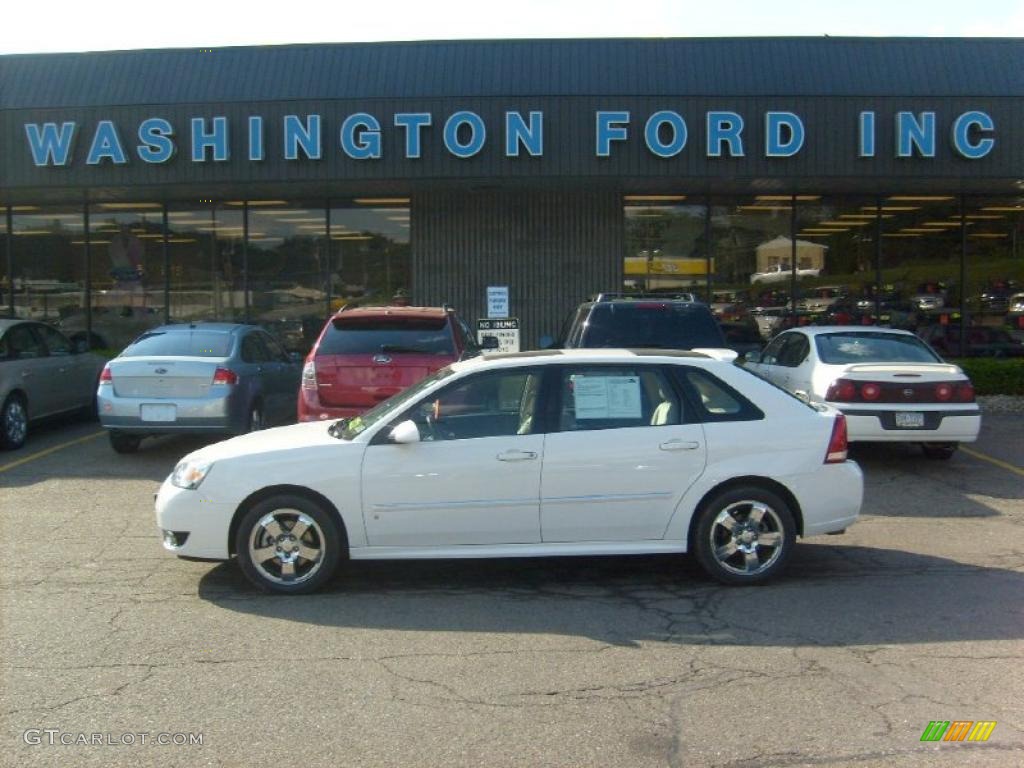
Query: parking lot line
960 446 1024 478
0 430 105 474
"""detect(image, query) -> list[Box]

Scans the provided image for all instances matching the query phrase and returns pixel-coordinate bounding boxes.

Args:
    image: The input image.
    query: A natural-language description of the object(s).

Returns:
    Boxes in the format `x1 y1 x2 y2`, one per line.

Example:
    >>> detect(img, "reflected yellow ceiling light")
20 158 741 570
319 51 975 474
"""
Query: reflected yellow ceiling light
96 202 162 210
736 205 792 212
13 229 52 235
274 218 325 223
969 233 1008 239
10 206 40 212
631 212 671 217
899 228 938 234
817 220 869 227
755 195 821 201
331 234 373 240
353 198 410 205
387 215 410 221
861 205 920 212
624 195 687 202
886 196 955 202
965 214 1004 220
882 233 921 238
980 206 1024 212
167 238 197 244
921 221 963 227
224 200 288 206
137 234 164 239
72 239 111 245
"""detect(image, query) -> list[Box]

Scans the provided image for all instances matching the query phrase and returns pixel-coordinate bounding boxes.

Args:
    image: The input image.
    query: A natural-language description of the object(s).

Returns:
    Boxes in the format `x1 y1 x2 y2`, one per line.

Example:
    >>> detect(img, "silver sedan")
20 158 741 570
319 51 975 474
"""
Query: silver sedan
0 319 105 450
98 323 301 453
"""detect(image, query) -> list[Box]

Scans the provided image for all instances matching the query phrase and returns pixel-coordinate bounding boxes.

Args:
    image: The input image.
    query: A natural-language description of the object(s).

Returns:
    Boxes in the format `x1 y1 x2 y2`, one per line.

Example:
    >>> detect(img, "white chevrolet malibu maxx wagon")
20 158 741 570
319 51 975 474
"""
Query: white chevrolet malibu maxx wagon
156 349 862 593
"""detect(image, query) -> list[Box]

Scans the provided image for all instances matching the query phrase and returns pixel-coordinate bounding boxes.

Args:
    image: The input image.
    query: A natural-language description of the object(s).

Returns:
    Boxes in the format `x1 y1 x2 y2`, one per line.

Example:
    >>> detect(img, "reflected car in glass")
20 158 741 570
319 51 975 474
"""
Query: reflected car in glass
919 324 1024 358
0 320 105 450
155 349 862 594
744 327 980 459
98 323 301 453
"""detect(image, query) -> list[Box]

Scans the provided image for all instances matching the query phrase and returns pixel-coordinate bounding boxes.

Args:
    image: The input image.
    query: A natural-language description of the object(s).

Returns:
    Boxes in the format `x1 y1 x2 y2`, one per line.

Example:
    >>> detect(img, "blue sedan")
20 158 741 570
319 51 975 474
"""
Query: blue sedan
98 323 302 453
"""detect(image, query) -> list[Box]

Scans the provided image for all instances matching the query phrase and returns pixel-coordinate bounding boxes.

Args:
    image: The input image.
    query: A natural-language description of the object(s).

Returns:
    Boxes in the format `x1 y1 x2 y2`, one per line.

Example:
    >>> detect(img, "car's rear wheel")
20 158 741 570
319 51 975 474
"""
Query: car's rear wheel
235 494 342 594
921 442 957 460
693 487 796 585
108 430 141 454
1 394 28 450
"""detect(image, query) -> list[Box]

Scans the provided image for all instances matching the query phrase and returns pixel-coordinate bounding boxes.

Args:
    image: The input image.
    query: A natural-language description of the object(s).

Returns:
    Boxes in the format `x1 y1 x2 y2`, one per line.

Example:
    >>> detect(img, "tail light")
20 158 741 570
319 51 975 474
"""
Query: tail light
99 365 112 383
957 382 975 402
935 383 954 402
301 360 317 390
212 367 238 386
825 379 857 402
825 414 848 464
860 382 881 401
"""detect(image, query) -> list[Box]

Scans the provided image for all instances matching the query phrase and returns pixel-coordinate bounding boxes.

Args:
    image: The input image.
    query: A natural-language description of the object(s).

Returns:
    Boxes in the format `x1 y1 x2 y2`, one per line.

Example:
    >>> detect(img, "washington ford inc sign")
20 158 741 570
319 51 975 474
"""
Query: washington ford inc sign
23 108 997 167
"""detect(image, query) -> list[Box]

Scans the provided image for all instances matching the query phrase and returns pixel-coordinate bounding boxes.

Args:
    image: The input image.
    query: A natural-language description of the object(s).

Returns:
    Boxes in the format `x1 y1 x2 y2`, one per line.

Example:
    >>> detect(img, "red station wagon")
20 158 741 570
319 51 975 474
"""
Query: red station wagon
298 305 484 421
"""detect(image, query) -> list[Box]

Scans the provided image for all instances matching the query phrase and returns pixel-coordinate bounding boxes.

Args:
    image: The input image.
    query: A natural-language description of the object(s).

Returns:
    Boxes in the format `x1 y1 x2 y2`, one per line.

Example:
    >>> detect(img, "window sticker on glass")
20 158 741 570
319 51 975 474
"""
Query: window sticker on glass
573 375 643 419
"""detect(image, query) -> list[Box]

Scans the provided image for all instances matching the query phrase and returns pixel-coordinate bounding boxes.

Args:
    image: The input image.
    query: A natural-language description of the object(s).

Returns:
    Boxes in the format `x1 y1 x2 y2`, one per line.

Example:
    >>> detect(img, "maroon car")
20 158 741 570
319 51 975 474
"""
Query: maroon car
298 305 483 421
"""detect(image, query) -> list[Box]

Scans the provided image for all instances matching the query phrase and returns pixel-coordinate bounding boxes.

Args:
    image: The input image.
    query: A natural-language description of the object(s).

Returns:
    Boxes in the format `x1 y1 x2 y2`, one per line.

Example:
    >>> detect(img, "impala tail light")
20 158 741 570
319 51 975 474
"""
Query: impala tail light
825 414 848 464
825 378 857 402
301 360 317 390
99 365 113 383
956 382 975 402
212 367 238 386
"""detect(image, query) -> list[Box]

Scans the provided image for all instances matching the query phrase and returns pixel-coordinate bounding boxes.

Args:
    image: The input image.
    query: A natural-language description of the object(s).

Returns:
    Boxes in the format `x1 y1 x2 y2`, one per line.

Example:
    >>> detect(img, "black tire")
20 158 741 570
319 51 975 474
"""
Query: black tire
235 494 343 594
109 430 142 454
921 442 958 460
693 486 796 585
246 401 265 433
1 394 29 450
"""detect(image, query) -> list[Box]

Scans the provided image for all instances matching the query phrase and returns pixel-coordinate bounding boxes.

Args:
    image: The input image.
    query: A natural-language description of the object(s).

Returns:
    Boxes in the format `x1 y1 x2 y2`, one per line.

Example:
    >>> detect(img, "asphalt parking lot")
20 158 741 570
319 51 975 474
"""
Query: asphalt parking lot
1 412 1022 767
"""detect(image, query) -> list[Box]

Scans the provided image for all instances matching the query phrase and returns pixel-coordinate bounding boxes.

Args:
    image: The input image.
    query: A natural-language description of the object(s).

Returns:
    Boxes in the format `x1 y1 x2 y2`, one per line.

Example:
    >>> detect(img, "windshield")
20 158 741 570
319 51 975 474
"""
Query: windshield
337 364 457 440
121 330 233 358
815 332 940 365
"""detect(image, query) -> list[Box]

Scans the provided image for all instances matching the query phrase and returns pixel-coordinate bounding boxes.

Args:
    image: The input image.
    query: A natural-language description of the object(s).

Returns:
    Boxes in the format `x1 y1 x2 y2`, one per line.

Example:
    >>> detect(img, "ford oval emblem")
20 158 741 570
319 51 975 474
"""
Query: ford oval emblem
373 354 392 364
154 367 168 375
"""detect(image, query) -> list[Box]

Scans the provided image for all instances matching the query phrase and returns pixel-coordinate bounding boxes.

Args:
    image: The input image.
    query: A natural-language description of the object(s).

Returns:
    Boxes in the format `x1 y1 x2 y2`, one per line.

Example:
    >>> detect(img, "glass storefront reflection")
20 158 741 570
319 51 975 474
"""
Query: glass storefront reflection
166 204 243 323
623 196 706 295
10 206 87 330
329 199 410 308
82 202 165 351
246 201 329 354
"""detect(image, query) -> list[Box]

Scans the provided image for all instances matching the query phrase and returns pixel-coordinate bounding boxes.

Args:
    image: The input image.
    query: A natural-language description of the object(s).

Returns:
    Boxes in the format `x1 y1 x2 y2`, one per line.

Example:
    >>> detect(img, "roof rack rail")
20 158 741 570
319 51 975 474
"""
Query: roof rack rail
591 292 701 303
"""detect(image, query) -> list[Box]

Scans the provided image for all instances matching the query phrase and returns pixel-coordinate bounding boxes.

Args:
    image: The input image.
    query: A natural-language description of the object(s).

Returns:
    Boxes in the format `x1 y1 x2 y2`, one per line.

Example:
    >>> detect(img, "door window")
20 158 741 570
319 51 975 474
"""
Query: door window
556 366 681 431
777 334 810 367
5 325 45 359
241 333 271 364
36 324 73 356
759 334 789 365
406 369 542 441
676 368 764 422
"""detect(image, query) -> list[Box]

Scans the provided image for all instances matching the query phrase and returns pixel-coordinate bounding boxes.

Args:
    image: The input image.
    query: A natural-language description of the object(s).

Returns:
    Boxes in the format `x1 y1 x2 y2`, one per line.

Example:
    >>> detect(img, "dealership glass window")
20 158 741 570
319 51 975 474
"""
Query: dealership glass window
623 195 706 295
964 196 1024 339
244 200 329 354
793 196 878 327
166 204 243 323
10 205 87 328
85 202 165 350
328 199 411 307
1 208 7 316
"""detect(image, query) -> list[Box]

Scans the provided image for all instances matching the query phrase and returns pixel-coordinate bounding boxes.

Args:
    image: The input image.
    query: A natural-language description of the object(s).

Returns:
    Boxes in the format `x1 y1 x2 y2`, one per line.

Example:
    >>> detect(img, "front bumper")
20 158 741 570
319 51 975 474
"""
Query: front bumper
154 476 234 560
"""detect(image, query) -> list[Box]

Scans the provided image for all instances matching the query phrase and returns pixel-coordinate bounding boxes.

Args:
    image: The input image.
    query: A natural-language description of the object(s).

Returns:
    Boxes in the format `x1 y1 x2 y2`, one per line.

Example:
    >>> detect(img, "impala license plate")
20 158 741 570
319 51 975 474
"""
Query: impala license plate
140 404 177 422
894 411 925 428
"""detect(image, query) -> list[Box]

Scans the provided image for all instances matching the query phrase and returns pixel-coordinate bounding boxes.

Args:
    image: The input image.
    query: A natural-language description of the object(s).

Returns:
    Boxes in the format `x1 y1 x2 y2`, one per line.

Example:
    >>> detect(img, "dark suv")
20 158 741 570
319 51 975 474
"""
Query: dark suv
298 305 487 421
547 294 728 351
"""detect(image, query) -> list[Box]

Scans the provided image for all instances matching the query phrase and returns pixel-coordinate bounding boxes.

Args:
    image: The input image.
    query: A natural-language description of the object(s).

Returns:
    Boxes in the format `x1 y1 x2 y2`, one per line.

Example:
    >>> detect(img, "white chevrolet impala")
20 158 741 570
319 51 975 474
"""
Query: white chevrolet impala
156 349 862 593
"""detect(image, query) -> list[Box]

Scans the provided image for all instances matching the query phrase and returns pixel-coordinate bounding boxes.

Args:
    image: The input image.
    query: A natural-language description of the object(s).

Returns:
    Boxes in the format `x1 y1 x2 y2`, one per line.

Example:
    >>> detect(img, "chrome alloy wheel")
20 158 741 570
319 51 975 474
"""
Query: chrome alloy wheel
248 511 325 585
3 399 27 446
708 500 785 577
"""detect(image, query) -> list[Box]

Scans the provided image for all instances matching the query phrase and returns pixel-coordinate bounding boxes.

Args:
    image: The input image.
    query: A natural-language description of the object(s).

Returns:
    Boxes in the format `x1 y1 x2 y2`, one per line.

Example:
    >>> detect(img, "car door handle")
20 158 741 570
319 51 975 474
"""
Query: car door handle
660 439 701 451
496 450 538 462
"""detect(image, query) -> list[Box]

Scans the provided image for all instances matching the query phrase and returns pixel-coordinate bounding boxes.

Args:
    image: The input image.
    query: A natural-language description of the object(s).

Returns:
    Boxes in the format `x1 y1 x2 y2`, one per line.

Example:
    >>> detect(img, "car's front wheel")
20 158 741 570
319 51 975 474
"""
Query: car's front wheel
693 486 796 585
921 442 958 460
235 494 342 594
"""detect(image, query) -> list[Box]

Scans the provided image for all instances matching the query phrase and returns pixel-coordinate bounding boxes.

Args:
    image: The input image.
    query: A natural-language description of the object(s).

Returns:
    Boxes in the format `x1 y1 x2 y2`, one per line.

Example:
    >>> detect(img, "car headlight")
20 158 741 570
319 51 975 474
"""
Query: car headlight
171 458 213 490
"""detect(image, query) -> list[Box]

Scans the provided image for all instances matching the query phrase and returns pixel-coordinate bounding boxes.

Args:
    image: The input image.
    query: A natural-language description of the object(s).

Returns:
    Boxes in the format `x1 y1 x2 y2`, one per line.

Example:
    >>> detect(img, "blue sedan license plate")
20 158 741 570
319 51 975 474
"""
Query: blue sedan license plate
141 404 177 422
894 411 925 428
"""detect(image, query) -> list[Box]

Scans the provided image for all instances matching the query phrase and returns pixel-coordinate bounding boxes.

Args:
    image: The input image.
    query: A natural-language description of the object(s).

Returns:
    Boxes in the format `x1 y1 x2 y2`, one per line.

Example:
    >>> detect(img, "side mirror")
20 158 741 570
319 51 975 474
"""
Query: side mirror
538 335 555 350
73 338 90 354
481 335 500 350
744 350 761 364
388 419 421 445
